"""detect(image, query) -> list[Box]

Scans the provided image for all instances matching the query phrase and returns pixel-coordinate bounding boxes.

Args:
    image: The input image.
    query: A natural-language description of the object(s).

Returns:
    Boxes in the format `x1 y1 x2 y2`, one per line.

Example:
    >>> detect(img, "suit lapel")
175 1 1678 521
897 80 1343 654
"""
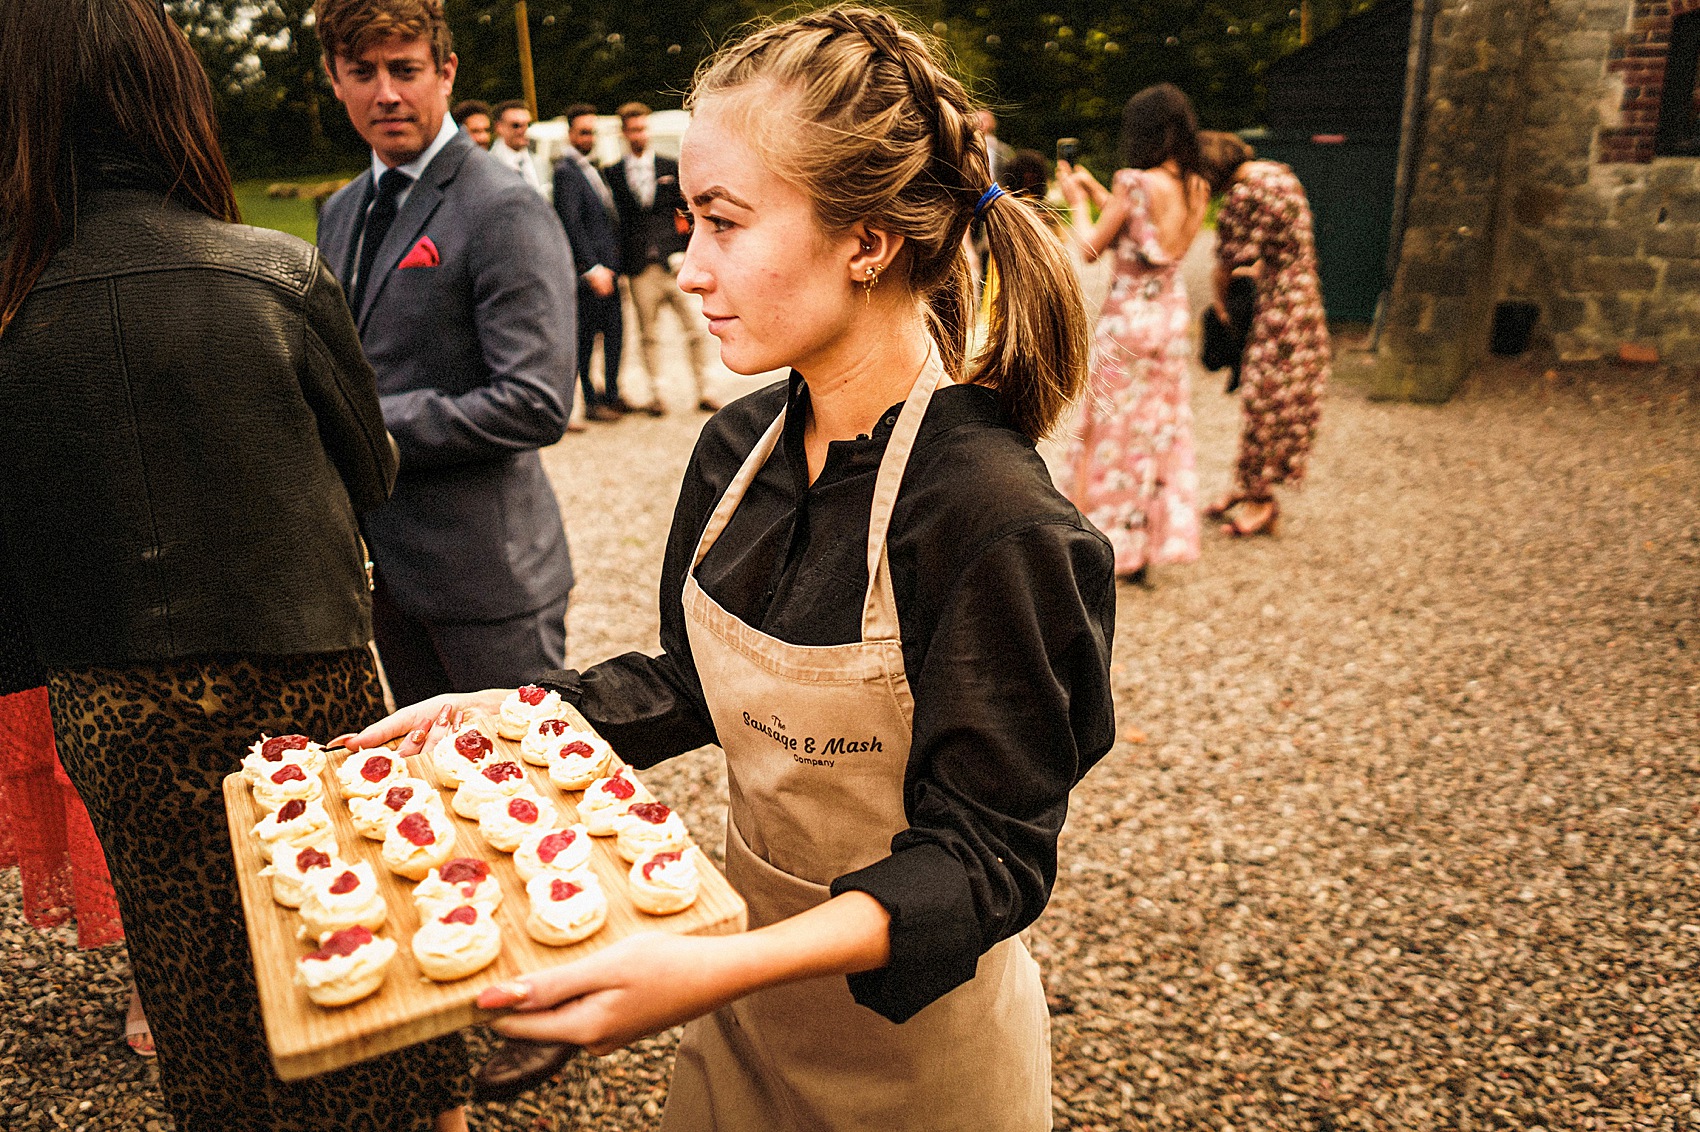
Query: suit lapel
356 135 472 331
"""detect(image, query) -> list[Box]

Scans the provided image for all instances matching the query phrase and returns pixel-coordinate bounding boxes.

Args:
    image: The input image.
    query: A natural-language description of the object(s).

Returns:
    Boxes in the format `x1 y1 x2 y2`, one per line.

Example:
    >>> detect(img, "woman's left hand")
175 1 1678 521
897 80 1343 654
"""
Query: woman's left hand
477 932 749 1055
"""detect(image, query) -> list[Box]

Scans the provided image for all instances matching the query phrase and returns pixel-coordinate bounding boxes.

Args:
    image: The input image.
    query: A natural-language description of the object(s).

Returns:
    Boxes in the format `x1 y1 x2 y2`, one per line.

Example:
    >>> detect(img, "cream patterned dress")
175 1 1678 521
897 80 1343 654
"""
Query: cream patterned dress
1063 168 1200 574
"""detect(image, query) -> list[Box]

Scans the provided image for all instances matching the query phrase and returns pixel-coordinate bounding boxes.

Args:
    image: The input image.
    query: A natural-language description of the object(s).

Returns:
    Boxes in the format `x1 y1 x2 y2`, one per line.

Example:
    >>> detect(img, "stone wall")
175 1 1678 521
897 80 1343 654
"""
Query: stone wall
1375 0 1700 399
1502 0 1700 363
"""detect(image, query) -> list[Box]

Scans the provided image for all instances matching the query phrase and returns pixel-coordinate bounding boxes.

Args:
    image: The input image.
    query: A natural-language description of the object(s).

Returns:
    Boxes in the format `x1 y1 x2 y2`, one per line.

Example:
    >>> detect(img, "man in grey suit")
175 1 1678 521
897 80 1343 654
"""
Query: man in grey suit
315 0 577 707
553 103 625 422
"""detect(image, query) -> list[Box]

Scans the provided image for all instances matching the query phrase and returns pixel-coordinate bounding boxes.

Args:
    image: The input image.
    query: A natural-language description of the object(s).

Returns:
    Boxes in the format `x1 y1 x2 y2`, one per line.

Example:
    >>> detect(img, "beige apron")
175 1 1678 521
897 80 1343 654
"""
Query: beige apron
662 367 1052 1132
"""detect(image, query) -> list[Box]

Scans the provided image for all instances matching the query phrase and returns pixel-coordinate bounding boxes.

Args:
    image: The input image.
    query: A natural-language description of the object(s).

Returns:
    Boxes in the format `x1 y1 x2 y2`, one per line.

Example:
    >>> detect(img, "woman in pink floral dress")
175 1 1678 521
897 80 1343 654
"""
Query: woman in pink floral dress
1059 85 1210 581
1199 132 1329 536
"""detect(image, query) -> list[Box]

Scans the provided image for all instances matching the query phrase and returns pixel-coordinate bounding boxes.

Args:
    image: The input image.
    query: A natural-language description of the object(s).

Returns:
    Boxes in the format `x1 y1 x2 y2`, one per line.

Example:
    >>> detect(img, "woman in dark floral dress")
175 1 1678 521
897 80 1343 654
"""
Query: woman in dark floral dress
1198 132 1330 537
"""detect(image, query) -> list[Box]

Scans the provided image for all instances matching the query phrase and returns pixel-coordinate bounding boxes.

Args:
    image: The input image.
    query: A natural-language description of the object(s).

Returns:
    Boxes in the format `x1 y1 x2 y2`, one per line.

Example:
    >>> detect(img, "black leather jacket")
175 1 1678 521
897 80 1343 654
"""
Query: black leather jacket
0 185 398 667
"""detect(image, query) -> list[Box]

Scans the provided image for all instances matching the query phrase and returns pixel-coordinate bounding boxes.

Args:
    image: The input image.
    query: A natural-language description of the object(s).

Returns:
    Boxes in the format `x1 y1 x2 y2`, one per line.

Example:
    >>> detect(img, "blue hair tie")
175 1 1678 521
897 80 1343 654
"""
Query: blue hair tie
973 183 1005 219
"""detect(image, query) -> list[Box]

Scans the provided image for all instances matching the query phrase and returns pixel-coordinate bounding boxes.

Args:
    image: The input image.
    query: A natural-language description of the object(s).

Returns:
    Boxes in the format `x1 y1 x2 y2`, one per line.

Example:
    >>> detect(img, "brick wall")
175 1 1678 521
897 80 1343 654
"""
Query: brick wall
1600 0 1700 163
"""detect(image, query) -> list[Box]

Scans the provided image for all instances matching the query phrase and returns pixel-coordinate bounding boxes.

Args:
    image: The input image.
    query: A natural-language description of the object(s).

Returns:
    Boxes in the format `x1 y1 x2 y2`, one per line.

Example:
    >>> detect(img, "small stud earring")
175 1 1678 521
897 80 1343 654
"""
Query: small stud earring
861 264 881 303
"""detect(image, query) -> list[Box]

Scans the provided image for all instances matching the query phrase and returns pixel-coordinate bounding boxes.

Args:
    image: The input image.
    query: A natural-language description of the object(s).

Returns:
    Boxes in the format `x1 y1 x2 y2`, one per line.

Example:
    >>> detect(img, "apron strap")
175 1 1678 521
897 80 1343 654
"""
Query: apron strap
690 409 788 571
862 365 947 642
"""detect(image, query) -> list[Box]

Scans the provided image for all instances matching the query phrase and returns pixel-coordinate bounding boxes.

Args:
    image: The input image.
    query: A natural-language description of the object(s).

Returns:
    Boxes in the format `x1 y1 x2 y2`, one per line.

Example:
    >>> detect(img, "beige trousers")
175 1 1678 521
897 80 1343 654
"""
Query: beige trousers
627 262 713 402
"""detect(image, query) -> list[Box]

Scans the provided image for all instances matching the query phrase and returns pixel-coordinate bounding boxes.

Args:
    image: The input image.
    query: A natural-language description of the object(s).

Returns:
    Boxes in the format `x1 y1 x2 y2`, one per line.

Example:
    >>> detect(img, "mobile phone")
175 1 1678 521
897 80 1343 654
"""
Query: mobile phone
1056 137 1080 163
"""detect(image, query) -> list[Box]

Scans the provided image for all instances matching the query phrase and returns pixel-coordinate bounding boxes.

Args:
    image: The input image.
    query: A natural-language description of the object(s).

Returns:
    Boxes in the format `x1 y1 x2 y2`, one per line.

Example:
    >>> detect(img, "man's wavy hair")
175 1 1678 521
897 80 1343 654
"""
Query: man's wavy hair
313 0 454 75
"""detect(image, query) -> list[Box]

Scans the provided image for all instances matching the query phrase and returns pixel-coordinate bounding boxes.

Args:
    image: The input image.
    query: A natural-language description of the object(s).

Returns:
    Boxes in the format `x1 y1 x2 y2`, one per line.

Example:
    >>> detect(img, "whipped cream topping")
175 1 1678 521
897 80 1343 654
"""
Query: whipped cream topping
525 872 607 934
296 930 396 993
414 862 504 917
347 777 442 838
335 750 407 799
430 724 495 788
515 823 592 878
499 686 563 737
411 905 502 971
630 847 701 894
476 789 559 852
243 734 326 784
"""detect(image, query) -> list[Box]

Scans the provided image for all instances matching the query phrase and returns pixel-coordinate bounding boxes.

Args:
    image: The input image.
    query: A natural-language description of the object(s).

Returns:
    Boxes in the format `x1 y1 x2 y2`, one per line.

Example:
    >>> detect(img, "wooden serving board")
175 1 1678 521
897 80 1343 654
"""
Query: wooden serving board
223 704 745 1081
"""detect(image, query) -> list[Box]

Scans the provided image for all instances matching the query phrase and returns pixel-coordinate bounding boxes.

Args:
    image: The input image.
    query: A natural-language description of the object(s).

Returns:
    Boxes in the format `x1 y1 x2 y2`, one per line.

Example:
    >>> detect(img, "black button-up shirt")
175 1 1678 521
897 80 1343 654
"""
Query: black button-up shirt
540 373 1116 1021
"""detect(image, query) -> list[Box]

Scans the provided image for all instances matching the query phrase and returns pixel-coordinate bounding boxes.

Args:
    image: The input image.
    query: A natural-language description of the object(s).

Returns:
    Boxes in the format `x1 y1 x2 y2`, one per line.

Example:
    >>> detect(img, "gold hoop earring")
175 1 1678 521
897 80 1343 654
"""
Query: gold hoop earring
861 264 881 304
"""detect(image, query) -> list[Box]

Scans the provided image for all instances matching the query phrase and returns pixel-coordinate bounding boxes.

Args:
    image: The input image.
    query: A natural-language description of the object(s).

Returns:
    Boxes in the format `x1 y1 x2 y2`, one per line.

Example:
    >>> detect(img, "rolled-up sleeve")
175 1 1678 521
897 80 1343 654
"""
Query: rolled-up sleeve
832 519 1116 1022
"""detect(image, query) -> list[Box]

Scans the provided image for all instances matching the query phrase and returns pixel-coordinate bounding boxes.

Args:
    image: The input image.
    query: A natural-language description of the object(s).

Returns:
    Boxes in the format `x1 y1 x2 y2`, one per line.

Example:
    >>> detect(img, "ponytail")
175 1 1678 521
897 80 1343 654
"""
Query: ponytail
690 4 1090 439
971 188 1090 439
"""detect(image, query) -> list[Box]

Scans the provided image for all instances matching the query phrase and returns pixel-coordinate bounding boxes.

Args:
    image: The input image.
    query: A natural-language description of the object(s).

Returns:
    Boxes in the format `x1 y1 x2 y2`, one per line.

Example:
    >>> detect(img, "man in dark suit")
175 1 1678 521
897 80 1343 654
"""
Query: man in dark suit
606 101 718 414
552 103 624 423
315 0 577 707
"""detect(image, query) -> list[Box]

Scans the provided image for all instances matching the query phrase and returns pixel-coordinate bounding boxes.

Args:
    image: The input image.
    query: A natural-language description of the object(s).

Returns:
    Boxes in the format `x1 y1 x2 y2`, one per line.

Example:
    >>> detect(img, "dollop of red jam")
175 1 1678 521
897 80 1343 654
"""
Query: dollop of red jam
628 802 671 824
517 684 548 706
507 797 539 823
260 734 310 761
602 771 635 800
454 730 493 761
549 878 583 902
536 829 576 864
558 740 595 760
481 761 523 785
295 847 333 871
360 755 392 782
270 763 307 784
537 718 571 737
642 850 684 881
277 798 308 822
396 811 436 846
441 905 478 925
328 870 359 895
383 785 415 811
306 925 373 961
439 858 489 885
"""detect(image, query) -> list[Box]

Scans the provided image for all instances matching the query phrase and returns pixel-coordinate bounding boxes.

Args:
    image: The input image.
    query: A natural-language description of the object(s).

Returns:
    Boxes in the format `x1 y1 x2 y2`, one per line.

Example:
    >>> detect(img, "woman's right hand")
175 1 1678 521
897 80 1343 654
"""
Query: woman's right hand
331 688 509 756
1056 160 1087 207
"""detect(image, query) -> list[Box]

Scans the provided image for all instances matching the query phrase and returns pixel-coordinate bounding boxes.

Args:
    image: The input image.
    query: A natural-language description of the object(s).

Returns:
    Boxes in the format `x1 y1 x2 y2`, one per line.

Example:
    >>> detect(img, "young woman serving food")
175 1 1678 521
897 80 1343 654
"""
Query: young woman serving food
344 7 1116 1127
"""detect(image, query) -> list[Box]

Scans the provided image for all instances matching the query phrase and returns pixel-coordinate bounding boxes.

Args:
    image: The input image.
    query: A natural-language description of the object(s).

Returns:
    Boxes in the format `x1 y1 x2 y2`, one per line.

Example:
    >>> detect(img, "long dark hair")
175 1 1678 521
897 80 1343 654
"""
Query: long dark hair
0 0 239 338
1119 83 1204 198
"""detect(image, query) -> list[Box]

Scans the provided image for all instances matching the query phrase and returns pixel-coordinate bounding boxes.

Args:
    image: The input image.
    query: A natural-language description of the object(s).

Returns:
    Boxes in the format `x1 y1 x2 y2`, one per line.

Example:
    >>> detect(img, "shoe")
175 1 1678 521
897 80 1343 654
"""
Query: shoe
1203 492 1245 520
608 397 638 415
471 1038 577 1102
586 404 622 423
1222 497 1278 537
698 396 724 413
125 988 155 1059
640 400 667 418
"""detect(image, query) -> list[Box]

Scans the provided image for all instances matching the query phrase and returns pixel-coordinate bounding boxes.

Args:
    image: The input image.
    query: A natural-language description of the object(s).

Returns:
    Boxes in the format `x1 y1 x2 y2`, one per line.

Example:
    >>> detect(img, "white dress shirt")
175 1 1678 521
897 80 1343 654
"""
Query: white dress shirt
489 138 546 196
624 148 656 209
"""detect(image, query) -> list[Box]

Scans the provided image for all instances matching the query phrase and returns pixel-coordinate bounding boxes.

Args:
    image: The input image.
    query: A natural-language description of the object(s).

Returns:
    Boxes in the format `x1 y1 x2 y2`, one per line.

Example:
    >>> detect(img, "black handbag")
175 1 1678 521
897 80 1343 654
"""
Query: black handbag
1200 274 1258 393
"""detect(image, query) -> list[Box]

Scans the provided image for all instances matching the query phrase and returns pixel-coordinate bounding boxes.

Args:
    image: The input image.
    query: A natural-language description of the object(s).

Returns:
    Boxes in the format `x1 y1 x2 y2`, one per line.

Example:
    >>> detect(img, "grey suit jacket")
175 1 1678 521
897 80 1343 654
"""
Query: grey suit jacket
319 129 578 623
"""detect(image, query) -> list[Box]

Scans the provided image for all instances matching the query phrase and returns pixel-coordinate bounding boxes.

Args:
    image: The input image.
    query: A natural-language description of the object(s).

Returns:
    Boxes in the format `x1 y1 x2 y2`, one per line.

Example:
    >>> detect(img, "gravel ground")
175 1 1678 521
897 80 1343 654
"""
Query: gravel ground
4 248 1698 1130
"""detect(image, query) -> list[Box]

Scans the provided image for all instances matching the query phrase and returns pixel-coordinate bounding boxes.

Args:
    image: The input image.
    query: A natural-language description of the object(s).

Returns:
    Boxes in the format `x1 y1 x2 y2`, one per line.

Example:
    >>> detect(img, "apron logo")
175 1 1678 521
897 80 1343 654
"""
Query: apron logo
743 711 798 752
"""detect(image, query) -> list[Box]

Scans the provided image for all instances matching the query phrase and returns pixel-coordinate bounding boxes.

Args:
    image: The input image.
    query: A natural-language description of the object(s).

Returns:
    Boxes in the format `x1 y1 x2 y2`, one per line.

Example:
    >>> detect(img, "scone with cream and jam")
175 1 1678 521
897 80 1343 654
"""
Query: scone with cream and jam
578 767 653 836
412 904 502 981
497 684 563 741
296 926 396 1007
380 809 456 880
524 872 608 945
298 861 388 938
242 733 327 786
477 789 559 853
627 847 702 915
347 778 443 841
413 857 504 920
614 801 690 863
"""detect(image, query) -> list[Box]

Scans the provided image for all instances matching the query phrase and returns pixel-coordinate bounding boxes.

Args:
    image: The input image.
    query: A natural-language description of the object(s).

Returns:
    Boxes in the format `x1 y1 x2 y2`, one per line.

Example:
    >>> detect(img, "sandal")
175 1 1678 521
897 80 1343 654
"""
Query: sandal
1203 492 1245 520
1222 497 1278 537
471 1038 577 1102
125 988 156 1058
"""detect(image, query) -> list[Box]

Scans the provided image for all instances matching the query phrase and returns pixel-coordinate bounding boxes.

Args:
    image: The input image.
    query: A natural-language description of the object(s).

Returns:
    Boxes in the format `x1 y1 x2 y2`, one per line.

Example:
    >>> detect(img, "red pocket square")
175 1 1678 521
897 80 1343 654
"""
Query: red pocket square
397 236 439 269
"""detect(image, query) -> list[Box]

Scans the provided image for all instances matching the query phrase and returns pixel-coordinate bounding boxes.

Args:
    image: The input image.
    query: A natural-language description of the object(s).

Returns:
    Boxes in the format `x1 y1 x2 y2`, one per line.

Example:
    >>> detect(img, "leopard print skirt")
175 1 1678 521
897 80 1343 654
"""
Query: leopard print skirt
48 648 470 1132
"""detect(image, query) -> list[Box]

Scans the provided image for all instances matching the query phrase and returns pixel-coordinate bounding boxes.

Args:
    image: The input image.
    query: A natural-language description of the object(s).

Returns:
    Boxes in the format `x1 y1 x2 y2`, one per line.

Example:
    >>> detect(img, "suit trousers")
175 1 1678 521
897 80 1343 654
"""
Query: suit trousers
628 262 712 401
576 285 624 408
371 576 569 707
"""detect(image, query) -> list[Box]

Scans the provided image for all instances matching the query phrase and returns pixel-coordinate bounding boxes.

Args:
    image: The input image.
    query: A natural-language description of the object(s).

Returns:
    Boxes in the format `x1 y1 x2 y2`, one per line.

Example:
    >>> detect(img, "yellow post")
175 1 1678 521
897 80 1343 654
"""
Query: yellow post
1300 0 1313 44
514 1 538 120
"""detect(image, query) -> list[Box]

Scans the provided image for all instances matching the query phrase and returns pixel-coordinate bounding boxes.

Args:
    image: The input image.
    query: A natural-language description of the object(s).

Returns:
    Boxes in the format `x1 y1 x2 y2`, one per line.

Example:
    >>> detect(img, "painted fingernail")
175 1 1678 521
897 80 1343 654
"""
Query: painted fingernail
407 727 428 745
477 981 528 1008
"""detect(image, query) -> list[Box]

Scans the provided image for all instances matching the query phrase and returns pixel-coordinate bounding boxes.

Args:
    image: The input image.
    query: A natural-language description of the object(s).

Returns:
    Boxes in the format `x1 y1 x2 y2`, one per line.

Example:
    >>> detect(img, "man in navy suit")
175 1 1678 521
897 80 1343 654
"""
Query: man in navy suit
552 103 625 423
315 0 577 707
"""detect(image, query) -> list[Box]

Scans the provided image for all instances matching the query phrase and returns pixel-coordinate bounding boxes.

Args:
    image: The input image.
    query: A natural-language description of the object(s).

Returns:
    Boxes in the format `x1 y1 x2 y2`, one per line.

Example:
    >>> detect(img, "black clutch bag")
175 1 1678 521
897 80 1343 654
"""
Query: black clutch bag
1200 274 1258 393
